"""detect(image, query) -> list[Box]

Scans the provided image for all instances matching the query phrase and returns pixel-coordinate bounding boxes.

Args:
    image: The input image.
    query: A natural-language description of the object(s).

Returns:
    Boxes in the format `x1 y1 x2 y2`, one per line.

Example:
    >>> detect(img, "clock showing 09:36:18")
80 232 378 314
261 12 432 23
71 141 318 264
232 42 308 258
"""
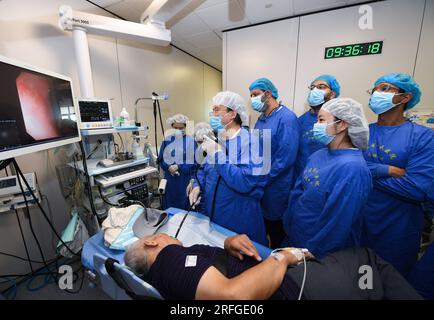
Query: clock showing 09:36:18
324 41 383 59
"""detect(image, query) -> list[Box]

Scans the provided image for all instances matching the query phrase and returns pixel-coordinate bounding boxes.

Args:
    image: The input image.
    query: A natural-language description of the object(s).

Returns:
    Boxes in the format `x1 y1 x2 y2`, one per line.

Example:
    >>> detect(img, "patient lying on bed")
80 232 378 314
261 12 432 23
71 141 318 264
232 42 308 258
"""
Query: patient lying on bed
124 233 422 300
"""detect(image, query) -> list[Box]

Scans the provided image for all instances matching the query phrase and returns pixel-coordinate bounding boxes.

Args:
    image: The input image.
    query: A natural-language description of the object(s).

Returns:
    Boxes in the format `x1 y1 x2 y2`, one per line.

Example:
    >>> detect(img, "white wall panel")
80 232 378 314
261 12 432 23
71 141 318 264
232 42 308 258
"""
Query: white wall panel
225 19 299 126
414 0 434 110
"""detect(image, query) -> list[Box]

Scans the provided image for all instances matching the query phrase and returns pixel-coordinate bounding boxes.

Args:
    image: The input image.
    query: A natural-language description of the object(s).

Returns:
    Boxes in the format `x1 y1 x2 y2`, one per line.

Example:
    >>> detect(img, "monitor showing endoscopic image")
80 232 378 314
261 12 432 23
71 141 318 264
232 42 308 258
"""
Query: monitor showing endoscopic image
0 55 81 161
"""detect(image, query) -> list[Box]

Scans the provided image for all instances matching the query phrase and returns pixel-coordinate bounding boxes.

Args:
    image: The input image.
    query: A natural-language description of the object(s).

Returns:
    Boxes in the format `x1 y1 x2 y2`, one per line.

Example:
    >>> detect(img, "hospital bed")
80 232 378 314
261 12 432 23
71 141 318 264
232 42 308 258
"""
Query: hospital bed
81 207 272 300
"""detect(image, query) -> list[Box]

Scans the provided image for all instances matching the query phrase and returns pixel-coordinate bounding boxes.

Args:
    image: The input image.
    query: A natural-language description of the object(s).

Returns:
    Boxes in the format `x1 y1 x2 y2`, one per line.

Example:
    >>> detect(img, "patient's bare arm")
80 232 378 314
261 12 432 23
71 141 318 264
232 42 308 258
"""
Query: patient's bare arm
195 235 300 300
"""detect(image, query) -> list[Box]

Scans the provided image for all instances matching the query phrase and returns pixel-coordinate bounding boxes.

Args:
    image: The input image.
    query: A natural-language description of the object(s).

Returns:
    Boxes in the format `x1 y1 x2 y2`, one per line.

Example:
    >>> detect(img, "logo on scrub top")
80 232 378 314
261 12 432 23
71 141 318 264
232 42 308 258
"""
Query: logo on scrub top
303 168 320 188
302 129 316 142
366 143 397 162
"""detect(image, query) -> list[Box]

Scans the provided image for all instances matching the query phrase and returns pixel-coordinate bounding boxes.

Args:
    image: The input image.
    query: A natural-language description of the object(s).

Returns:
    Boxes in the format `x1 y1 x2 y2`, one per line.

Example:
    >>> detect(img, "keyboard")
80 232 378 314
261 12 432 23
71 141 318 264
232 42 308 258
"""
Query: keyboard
95 165 158 188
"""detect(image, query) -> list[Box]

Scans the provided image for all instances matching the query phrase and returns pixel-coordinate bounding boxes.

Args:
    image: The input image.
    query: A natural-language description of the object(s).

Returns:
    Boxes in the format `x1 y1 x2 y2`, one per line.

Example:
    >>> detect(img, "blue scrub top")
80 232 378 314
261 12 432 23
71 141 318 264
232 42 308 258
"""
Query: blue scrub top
254 104 301 221
283 148 372 258
158 134 197 210
195 128 268 245
295 110 325 175
362 121 434 276
408 243 434 300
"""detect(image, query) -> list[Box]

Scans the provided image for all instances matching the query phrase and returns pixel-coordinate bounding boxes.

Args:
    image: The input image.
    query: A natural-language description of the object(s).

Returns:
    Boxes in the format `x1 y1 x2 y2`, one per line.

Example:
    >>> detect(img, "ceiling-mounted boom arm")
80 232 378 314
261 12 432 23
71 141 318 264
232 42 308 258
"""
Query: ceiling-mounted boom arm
58 1 203 99
140 0 206 28
58 4 172 99
59 5 171 46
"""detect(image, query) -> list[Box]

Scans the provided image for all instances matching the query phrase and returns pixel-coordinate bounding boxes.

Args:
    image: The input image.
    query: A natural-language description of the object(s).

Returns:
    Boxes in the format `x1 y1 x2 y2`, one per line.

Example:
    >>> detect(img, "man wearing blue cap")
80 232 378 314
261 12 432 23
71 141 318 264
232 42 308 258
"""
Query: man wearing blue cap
362 73 434 278
249 78 301 248
295 75 341 175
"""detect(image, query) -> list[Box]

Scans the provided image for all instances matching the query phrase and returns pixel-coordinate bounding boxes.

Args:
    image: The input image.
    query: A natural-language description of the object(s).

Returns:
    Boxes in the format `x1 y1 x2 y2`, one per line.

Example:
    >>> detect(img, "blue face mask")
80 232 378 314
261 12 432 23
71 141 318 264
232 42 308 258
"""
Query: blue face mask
209 116 224 131
313 121 340 145
307 88 326 107
251 95 266 112
368 91 401 115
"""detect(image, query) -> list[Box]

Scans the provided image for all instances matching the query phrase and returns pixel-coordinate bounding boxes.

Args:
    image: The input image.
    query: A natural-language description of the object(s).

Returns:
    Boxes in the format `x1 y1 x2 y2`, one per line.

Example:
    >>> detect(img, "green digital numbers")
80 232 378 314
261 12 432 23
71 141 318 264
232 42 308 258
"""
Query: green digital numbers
325 48 334 58
351 45 361 55
369 42 381 54
335 47 343 57
324 41 383 59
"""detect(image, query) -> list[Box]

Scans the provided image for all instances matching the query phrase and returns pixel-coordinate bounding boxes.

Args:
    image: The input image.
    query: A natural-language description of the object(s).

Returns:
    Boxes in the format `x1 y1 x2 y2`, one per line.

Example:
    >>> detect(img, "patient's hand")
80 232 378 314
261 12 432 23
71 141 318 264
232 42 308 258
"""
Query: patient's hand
224 235 262 262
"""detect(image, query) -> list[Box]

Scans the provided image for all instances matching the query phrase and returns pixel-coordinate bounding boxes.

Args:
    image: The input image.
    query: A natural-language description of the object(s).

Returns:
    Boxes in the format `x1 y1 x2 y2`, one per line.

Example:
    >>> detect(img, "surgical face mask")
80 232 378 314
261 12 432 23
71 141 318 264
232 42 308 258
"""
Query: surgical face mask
173 129 185 137
209 116 224 131
210 111 234 131
251 95 266 112
308 88 327 107
312 120 340 145
368 91 402 115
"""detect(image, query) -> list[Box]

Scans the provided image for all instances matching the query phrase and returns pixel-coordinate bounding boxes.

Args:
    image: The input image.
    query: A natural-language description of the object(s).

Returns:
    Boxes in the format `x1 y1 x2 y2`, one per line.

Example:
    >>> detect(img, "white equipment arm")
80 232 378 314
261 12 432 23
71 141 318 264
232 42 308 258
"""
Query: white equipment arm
59 5 171 46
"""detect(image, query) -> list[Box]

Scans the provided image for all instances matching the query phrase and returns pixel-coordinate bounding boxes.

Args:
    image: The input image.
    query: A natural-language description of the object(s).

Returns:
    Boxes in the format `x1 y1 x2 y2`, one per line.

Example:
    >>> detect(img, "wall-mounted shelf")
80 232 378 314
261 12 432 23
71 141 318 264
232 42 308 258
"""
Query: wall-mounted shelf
80 126 147 136
68 157 150 177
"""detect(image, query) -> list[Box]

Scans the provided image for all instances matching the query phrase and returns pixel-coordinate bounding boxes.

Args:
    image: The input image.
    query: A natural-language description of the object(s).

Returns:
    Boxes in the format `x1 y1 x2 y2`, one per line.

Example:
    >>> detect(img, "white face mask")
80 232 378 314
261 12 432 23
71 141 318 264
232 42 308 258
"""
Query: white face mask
173 129 185 137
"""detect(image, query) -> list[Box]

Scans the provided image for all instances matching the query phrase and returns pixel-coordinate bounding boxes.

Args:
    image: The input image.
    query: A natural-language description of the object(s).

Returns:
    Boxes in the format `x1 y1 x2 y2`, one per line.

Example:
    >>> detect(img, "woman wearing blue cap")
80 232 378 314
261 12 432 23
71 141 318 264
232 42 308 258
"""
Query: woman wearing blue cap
296 75 341 175
248 78 301 248
362 73 434 277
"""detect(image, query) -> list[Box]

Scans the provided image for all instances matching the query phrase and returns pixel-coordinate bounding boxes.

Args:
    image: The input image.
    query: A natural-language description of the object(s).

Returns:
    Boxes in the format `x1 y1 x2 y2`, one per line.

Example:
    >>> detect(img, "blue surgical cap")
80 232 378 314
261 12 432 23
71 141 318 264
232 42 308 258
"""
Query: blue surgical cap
312 74 341 97
249 78 279 99
374 73 421 110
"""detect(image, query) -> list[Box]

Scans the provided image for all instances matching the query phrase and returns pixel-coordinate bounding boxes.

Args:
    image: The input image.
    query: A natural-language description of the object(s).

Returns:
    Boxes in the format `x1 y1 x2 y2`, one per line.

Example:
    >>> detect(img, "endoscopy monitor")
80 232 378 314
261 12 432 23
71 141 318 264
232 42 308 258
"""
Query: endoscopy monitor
0 55 81 161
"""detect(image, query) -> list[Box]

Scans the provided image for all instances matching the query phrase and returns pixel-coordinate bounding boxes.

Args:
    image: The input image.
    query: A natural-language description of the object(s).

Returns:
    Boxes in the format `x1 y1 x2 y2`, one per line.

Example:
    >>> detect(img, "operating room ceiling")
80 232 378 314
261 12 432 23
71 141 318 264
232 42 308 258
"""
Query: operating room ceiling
89 0 377 71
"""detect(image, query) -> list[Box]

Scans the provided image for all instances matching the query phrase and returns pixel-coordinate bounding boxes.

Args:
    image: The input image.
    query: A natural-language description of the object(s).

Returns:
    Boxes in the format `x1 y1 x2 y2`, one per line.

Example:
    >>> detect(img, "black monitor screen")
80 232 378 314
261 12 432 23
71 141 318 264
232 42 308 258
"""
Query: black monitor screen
78 100 111 122
0 59 79 158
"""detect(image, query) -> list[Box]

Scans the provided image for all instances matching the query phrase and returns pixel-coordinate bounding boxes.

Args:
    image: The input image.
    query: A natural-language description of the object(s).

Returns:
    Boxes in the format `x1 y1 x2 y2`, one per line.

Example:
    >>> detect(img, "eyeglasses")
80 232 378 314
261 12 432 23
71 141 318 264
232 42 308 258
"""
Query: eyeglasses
308 84 330 91
367 84 404 95
209 106 230 117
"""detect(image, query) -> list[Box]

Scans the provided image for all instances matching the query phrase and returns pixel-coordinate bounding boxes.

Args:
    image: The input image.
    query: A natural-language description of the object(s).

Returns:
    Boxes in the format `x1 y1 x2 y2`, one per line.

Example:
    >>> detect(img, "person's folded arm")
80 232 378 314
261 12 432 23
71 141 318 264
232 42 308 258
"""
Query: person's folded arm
365 161 390 179
374 132 434 202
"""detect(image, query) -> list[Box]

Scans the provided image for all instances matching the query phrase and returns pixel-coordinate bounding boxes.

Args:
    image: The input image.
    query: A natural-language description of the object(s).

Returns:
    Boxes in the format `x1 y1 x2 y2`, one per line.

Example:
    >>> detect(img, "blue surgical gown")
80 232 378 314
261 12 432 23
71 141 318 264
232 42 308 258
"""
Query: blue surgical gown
195 128 268 245
295 110 324 175
408 243 434 300
282 148 373 258
158 134 197 210
254 104 300 221
362 121 434 276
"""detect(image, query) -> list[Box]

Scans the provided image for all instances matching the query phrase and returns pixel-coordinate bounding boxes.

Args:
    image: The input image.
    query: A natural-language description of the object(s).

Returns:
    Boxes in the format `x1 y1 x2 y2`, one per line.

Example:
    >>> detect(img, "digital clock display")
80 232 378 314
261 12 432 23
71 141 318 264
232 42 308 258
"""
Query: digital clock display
324 41 383 59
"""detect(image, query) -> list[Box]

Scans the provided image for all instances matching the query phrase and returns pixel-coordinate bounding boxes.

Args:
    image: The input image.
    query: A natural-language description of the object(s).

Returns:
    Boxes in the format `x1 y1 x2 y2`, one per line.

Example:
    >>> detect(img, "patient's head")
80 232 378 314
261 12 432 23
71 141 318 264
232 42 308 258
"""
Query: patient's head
124 233 182 276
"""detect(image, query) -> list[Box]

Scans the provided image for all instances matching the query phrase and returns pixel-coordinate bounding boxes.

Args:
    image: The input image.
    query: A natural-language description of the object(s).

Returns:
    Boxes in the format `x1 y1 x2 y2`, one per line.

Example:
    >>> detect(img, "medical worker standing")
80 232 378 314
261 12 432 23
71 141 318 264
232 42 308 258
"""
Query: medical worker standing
362 73 434 277
296 75 341 174
249 78 300 248
282 98 372 258
157 114 197 210
188 92 268 245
